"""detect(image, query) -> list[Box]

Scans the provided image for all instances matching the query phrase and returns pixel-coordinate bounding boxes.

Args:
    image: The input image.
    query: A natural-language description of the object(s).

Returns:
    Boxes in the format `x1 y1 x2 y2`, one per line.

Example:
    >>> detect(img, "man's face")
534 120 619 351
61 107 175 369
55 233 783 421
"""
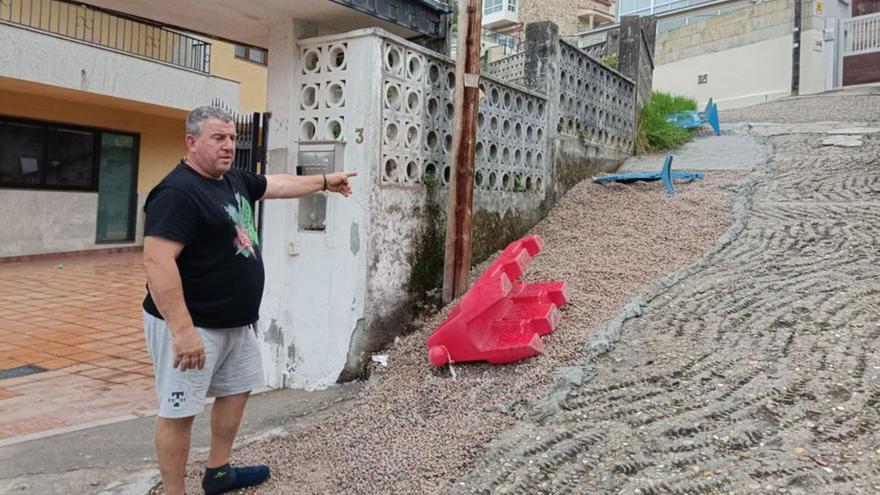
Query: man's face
186 118 236 177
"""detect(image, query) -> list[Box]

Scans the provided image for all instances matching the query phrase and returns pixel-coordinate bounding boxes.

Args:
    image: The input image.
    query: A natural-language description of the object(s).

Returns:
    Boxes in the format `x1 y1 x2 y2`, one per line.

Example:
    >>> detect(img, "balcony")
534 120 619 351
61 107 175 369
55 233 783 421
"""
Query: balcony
482 0 519 30
0 0 238 111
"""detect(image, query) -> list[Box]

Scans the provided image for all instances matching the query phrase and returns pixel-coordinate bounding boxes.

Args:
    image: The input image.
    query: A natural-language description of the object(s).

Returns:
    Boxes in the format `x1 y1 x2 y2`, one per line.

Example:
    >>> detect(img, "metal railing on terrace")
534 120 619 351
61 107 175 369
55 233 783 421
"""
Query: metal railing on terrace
0 0 211 73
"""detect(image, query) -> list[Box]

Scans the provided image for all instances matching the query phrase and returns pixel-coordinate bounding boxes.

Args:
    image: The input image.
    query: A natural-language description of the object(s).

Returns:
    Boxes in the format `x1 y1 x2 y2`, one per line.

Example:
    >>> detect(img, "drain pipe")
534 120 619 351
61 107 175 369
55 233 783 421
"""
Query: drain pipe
792 0 802 95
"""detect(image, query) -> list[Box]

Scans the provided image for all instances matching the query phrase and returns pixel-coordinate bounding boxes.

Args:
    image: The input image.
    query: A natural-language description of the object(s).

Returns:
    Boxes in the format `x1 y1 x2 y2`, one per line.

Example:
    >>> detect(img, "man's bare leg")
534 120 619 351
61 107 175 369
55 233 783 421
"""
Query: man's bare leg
207 391 250 468
155 416 195 495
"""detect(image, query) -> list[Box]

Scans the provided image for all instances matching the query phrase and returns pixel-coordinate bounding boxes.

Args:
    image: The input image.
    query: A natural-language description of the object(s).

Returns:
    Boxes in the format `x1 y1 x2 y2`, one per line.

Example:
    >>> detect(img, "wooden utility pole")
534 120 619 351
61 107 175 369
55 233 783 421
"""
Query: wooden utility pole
442 0 482 304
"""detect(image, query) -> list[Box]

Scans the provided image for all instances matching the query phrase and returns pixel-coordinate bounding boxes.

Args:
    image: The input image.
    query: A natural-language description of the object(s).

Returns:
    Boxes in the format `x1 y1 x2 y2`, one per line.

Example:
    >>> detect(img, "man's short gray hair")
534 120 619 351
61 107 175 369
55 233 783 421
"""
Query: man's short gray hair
186 106 234 136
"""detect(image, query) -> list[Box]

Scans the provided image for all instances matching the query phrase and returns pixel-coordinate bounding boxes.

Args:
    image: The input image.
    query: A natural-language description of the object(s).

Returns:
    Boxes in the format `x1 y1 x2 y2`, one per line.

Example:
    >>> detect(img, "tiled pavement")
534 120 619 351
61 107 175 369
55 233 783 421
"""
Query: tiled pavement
0 251 156 441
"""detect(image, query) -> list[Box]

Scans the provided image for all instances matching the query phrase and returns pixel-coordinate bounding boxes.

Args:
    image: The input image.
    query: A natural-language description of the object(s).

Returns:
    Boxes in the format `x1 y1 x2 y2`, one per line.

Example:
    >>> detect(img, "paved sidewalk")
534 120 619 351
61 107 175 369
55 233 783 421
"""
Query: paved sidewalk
0 252 154 440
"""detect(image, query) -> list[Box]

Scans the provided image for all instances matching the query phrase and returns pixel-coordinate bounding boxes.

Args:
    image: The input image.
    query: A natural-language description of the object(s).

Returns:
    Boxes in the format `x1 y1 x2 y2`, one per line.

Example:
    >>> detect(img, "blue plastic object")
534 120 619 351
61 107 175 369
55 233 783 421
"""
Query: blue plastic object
666 98 720 136
592 154 704 195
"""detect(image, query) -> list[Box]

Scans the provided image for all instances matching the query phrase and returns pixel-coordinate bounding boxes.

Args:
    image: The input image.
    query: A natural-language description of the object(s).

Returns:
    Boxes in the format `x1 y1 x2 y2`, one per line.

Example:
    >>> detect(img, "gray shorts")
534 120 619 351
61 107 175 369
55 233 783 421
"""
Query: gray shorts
143 311 265 418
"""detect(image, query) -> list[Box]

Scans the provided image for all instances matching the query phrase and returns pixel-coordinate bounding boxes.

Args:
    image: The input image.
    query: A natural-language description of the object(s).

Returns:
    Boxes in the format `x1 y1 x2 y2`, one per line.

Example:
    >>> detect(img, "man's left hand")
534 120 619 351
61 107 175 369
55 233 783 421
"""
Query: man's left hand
326 171 357 197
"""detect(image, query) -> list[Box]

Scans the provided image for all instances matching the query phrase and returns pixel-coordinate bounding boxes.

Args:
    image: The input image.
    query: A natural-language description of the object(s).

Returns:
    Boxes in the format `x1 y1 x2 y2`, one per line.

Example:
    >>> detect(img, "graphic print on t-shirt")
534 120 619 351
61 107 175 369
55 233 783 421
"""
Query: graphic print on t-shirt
223 192 260 258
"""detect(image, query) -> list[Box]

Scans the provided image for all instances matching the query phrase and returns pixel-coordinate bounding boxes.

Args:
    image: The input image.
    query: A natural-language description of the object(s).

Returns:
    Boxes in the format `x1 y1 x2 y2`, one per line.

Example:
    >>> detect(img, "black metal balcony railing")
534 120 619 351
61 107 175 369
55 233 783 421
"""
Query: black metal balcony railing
0 0 211 73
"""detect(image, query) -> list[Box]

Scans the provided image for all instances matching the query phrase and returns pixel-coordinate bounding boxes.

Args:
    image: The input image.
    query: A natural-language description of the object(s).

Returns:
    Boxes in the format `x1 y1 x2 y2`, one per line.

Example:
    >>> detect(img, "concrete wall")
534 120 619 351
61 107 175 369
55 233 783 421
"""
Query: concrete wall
652 0 829 109
0 22 239 112
653 35 793 109
0 190 146 257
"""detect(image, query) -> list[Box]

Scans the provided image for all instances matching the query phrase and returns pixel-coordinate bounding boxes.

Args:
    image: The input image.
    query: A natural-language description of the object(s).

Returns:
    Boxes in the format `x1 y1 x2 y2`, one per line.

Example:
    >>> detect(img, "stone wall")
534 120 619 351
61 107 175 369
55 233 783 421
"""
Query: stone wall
655 0 793 66
519 0 581 37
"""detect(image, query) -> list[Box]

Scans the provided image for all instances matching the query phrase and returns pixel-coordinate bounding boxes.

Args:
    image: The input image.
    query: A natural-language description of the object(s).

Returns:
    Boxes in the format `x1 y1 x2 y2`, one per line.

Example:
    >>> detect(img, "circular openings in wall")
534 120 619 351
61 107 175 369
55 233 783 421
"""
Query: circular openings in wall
303 48 320 73
490 87 500 106
537 102 545 118
475 170 484 187
514 122 523 138
446 102 455 120
426 130 438 150
526 150 534 167
526 125 534 141
442 165 451 185
328 44 346 70
386 45 403 73
488 144 498 161
490 116 499 133
424 162 438 181
477 112 486 128
527 99 535 116
446 71 456 90
515 96 524 112
406 160 419 181
327 120 342 140
428 63 440 85
326 82 345 107
501 147 511 163
536 177 543 191
405 90 421 113
525 176 533 191
488 171 497 189
384 157 399 181
406 125 420 148
301 84 318 109
514 149 522 165
536 152 544 167
475 141 485 160
502 119 511 137
407 54 423 80
300 120 316 140
385 123 402 147
501 173 511 191
503 91 512 109
444 133 453 153
427 97 439 118
385 84 401 110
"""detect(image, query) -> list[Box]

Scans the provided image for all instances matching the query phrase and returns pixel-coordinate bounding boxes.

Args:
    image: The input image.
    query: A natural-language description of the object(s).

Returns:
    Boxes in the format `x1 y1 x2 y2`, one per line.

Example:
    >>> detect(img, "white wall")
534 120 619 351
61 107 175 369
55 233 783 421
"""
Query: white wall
0 23 239 112
259 26 376 390
0 189 145 257
653 36 793 110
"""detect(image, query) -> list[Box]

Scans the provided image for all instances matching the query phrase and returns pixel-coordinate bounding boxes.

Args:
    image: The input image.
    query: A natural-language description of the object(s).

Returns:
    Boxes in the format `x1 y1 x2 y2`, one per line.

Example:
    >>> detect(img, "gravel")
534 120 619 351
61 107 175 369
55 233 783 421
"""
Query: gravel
163 169 744 495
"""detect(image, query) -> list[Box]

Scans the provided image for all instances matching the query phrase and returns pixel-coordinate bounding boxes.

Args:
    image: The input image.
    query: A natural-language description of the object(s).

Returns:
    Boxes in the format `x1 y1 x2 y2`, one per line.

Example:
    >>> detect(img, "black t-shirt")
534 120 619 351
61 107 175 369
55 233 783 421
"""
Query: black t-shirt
142 161 268 328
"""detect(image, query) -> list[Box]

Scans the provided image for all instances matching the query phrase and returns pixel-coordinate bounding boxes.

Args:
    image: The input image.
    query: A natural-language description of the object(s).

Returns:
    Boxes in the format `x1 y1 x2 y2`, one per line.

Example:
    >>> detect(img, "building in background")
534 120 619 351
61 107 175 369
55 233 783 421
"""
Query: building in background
578 0 880 109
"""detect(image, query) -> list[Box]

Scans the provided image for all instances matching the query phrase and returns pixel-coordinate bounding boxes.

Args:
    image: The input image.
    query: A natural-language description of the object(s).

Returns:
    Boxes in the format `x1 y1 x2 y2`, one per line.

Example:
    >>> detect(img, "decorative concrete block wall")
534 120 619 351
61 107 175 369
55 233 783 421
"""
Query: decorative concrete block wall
557 40 636 153
259 22 657 387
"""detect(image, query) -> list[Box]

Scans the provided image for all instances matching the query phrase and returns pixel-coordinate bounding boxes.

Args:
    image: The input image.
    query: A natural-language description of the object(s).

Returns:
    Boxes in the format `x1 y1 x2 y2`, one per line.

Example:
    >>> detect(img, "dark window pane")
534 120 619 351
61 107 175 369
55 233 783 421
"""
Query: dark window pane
0 122 44 185
235 44 247 58
46 128 94 187
248 48 265 64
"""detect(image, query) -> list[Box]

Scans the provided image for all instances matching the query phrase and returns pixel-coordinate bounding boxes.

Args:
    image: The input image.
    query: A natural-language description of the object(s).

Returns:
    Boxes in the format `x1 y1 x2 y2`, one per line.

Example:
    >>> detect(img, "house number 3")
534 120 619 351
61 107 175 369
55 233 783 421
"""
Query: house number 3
355 128 364 144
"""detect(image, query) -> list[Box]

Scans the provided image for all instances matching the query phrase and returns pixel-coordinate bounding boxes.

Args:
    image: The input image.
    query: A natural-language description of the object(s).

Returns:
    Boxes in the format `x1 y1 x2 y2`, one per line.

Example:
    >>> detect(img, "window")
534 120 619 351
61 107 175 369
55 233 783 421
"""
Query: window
0 117 136 191
484 0 504 15
234 44 268 66
508 0 517 12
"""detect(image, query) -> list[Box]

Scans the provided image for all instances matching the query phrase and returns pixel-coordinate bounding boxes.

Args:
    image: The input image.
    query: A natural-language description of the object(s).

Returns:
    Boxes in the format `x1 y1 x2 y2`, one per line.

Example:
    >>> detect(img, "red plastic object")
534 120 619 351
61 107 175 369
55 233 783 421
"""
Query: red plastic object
426 235 569 367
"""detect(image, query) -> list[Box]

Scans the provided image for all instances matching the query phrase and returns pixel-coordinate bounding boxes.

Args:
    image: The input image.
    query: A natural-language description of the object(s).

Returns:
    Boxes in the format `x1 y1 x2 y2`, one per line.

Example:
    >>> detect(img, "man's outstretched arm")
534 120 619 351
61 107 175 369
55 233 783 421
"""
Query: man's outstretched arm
261 171 357 200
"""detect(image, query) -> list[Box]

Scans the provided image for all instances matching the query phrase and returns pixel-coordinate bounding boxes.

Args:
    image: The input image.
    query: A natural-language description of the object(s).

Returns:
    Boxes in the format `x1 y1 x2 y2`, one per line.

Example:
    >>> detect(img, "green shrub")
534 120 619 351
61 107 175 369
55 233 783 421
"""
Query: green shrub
602 54 619 70
637 91 697 154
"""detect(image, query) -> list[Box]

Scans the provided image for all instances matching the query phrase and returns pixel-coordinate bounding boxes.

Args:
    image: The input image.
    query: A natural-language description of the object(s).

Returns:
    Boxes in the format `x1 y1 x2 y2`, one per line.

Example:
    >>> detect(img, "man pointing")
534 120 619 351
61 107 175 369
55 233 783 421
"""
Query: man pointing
142 105 355 494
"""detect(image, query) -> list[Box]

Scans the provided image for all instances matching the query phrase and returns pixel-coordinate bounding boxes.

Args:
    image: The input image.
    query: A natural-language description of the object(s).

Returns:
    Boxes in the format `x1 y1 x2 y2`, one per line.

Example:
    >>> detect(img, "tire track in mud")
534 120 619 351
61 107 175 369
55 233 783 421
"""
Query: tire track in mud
452 133 880 494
